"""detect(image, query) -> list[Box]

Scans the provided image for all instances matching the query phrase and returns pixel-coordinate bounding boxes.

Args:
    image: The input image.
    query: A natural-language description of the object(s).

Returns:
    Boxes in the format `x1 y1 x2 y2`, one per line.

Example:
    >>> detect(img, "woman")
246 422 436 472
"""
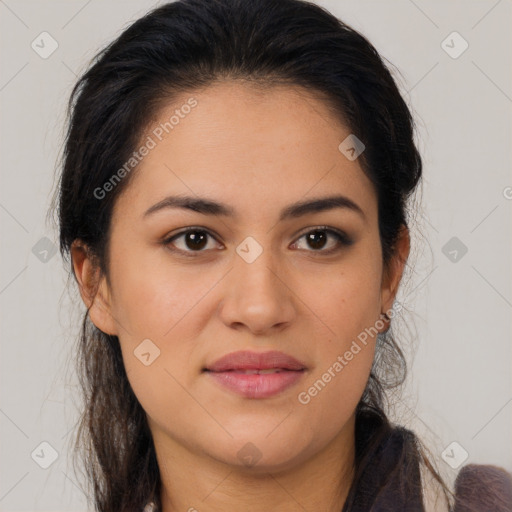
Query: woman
50 0 502 510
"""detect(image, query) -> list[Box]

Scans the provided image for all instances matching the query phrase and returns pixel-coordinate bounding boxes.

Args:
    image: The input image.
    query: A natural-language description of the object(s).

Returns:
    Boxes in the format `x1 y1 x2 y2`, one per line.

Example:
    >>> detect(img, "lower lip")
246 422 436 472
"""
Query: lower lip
205 370 305 399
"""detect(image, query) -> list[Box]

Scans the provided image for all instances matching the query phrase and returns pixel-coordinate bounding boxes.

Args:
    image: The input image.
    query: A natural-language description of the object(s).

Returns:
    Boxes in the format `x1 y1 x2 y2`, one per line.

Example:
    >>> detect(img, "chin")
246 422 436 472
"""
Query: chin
208 436 312 475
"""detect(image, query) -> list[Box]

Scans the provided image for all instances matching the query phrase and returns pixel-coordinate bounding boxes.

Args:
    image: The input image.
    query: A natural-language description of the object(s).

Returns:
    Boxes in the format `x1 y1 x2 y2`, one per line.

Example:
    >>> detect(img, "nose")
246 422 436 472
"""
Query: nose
217 244 296 335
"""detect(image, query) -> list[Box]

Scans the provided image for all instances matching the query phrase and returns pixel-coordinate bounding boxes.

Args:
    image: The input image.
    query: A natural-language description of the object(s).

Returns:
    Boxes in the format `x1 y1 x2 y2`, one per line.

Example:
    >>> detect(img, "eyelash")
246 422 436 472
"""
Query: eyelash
161 226 353 257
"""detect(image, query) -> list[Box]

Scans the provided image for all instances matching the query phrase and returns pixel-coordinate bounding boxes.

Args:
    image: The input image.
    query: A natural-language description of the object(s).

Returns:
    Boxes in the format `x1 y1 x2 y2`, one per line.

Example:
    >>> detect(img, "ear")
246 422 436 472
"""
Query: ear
70 240 118 336
379 225 410 329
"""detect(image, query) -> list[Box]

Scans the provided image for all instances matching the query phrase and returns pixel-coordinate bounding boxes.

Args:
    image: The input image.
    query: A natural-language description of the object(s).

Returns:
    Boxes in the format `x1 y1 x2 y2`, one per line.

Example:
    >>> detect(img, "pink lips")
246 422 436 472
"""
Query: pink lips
204 350 307 399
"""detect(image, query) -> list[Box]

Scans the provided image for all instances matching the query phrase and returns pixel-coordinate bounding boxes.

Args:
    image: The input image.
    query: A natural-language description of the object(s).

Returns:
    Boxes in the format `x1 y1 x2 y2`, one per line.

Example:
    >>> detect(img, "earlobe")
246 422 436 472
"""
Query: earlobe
70 240 118 336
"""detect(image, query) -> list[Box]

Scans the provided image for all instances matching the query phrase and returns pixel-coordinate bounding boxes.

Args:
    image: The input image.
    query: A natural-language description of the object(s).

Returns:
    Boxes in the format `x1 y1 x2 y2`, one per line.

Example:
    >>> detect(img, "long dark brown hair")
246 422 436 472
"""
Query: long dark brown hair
49 0 456 510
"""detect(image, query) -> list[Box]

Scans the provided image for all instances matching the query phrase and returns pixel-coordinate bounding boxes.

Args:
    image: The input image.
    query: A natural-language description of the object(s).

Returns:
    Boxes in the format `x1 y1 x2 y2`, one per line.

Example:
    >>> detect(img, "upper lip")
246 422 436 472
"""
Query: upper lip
204 350 306 372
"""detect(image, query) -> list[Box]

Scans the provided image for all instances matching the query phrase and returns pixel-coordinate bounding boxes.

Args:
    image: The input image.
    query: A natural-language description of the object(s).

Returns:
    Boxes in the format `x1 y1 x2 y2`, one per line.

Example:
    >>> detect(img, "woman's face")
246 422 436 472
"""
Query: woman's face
77 81 406 473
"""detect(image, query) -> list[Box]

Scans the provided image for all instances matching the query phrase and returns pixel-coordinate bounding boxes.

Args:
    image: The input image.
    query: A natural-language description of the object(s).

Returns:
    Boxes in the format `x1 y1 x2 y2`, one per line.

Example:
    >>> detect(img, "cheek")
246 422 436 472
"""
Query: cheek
295 344 375 452
280 293 377 463
109 243 215 340
297 247 382 413
107 249 209 394
308 249 383 341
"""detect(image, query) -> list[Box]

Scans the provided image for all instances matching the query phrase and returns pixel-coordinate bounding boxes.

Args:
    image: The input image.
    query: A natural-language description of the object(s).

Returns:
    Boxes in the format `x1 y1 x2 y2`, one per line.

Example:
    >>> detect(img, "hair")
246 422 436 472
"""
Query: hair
49 0 457 510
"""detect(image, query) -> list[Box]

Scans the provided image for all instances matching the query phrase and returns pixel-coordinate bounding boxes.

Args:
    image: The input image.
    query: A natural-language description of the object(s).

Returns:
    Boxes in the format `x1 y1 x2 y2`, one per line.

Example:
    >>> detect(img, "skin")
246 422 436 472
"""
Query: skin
71 81 409 512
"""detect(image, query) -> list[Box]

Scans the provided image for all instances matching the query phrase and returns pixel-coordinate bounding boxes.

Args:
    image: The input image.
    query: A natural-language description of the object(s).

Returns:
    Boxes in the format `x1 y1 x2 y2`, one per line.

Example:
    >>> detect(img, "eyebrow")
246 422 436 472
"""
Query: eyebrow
143 194 366 222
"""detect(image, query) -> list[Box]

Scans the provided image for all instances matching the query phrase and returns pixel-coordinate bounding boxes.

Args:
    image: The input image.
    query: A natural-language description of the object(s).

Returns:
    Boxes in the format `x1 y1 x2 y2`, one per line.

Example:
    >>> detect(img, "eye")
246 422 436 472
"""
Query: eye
163 228 222 255
291 227 353 254
162 226 353 257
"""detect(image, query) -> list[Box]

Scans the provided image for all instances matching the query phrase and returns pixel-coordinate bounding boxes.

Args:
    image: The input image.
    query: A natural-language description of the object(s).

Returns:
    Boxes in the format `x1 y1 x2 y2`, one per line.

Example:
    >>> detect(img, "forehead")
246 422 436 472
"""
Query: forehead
114 81 377 223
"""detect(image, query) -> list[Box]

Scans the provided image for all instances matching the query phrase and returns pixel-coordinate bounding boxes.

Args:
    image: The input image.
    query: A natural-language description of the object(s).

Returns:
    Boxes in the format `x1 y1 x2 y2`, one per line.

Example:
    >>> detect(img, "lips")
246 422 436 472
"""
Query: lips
204 350 306 373
203 350 306 399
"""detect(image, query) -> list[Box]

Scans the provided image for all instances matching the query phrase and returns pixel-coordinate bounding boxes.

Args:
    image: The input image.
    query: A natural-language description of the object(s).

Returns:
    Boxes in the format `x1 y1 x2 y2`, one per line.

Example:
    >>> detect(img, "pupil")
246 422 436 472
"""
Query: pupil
308 231 326 250
186 231 207 250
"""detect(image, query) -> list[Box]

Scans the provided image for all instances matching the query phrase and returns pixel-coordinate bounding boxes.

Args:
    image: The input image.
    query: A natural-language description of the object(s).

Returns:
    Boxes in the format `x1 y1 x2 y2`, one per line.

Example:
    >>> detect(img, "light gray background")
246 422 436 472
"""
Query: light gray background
1 0 511 510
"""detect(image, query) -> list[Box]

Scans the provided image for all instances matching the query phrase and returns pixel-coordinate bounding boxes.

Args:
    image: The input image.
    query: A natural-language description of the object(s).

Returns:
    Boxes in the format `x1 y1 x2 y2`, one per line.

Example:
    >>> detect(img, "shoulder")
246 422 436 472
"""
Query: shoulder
453 463 512 512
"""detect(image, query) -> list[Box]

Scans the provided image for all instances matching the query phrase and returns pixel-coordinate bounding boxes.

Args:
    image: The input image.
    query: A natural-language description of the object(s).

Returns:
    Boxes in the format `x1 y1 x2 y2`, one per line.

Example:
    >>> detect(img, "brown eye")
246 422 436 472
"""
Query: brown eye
292 227 353 254
164 228 221 254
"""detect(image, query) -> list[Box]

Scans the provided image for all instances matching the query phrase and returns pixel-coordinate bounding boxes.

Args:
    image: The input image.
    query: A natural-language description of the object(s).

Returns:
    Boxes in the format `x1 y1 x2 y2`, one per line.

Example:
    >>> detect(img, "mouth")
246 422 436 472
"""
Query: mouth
202 350 307 398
